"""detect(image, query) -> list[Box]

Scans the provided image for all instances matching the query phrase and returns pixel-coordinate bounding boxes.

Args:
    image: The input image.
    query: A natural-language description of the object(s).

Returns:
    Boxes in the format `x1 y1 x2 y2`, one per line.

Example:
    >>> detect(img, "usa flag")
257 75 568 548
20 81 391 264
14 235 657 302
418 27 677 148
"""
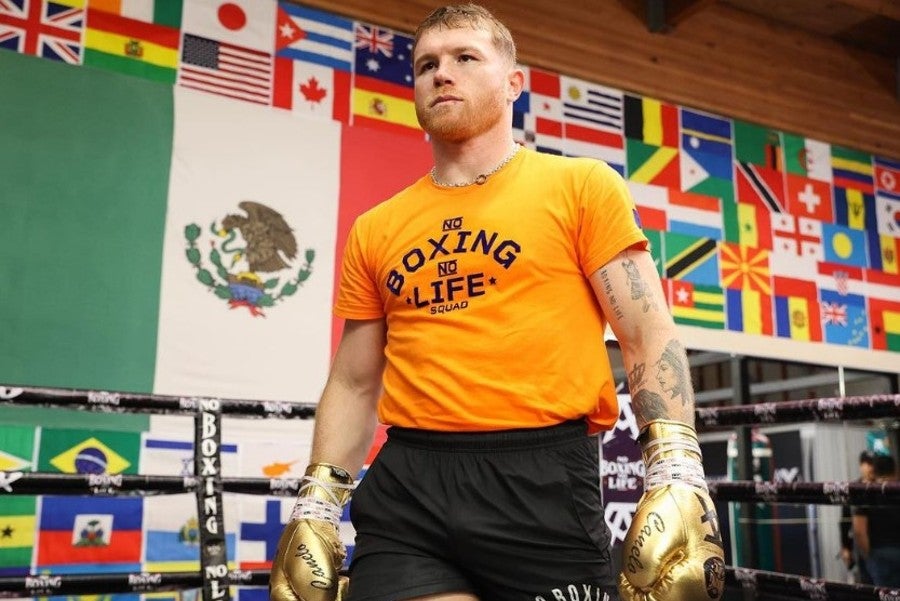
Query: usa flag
0 0 83 64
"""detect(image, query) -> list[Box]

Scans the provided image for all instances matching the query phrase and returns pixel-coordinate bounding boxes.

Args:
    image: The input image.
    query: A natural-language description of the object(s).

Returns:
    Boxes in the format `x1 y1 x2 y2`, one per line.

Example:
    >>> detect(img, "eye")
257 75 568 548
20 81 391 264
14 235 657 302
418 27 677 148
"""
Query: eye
458 54 475 63
417 61 436 74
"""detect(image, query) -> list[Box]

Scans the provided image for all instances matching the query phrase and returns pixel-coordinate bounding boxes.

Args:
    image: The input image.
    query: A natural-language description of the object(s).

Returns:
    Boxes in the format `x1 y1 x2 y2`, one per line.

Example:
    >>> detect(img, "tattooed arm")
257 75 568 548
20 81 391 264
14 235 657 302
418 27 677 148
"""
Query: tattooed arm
589 248 695 428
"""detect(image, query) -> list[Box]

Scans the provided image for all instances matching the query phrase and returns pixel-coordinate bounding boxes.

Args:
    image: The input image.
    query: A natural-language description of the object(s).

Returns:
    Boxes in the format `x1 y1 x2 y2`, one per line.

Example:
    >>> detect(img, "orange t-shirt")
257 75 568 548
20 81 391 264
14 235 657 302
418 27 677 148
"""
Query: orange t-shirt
335 148 648 433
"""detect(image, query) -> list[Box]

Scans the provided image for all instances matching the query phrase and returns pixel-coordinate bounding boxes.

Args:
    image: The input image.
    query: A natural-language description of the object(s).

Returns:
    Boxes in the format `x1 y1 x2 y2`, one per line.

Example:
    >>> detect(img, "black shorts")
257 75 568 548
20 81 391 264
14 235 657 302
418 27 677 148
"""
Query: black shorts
346 420 618 601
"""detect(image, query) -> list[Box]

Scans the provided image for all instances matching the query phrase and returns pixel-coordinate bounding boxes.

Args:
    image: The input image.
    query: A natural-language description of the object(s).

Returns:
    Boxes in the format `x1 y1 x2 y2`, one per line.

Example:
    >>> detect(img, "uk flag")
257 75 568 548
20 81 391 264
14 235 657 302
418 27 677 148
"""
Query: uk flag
0 0 83 64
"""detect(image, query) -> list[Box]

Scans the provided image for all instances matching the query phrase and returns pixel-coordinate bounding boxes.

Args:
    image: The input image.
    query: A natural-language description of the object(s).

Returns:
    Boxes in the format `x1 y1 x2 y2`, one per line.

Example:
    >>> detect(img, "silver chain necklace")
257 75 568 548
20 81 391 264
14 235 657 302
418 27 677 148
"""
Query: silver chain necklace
430 144 520 188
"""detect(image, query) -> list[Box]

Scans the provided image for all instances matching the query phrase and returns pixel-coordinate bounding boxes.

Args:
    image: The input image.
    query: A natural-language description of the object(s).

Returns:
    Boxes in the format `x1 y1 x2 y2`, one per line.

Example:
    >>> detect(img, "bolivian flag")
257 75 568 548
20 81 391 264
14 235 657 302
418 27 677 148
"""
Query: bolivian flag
83 3 182 84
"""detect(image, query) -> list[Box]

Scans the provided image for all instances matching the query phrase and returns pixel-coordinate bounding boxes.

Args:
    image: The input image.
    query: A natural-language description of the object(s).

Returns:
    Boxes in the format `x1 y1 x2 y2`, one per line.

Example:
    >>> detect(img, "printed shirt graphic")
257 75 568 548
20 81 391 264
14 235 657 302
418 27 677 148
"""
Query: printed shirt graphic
335 149 647 433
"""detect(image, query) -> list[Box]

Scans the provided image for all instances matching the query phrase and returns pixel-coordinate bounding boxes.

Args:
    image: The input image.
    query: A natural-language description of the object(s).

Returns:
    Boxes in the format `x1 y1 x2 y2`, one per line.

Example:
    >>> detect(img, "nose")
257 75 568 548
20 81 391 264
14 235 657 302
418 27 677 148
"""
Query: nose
431 60 453 87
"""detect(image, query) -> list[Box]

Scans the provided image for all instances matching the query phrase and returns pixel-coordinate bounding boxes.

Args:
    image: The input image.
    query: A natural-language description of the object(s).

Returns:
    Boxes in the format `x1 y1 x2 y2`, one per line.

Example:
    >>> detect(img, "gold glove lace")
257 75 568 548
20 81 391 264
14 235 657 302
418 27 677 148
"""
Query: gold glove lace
643 434 708 492
289 474 355 526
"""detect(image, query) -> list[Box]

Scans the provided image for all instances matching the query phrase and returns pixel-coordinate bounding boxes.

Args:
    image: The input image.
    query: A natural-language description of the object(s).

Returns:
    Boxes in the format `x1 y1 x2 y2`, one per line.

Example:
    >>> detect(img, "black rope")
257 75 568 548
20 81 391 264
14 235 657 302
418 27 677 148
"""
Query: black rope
696 393 900 429
0 385 316 418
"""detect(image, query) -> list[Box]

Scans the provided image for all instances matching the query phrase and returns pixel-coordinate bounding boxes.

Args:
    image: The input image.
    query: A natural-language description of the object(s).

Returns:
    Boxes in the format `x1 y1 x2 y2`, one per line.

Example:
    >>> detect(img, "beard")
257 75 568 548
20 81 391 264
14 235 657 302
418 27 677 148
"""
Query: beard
416 87 508 143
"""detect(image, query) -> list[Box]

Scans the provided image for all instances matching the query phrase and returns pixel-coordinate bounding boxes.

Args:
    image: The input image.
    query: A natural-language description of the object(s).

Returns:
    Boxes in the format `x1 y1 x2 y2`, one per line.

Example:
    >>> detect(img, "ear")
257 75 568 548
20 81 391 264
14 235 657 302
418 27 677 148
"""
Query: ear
507 66 525 103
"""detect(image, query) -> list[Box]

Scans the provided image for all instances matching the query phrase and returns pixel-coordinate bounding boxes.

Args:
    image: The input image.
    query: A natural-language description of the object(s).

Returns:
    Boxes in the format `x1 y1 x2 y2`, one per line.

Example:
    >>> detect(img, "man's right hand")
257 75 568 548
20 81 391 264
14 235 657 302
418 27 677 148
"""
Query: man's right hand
269 463 355 601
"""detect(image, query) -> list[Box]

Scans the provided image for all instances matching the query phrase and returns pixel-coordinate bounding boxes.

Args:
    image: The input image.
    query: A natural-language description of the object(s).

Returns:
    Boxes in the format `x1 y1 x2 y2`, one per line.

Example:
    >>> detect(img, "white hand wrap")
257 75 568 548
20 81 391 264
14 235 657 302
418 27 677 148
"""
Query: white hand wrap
289 473 355 526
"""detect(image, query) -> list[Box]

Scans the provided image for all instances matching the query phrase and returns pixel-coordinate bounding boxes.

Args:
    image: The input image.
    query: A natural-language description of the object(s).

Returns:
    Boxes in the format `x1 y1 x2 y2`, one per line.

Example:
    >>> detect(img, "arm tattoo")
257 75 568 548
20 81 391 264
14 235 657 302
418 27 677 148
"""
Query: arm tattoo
631 389 669 424
627 362 647 392
654 339 694 406
622 257 658 313
599 267 625 320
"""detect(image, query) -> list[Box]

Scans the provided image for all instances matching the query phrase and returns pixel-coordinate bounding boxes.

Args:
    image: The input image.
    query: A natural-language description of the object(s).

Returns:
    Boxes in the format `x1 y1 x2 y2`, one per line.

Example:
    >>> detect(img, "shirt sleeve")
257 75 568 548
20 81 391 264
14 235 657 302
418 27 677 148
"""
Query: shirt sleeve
333 216 385 320
577 161 649 276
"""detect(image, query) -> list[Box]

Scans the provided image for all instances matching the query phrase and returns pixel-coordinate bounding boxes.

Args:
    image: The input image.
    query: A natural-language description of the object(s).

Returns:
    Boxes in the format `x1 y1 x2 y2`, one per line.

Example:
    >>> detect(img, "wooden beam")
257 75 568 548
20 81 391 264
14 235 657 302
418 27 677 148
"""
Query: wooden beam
833 0 900 22
666 0 720 28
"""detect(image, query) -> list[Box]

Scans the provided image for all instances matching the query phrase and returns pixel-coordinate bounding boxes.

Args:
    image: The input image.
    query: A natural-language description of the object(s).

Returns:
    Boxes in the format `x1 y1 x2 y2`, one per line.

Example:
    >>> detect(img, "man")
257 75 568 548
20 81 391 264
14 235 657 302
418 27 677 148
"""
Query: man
852 454 900 587
270 4 724 601
839 451 874 583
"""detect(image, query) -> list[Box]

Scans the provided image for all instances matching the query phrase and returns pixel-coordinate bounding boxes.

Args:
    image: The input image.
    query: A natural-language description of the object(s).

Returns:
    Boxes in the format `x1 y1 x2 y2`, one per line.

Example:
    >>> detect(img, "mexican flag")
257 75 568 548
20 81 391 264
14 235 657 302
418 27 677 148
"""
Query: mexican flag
0 49 431 403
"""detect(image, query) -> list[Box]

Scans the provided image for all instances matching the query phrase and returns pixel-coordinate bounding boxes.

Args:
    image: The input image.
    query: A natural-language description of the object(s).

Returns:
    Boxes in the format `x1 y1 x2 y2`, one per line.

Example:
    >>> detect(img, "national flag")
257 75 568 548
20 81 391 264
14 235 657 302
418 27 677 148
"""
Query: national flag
39 429 140 474
274 2 353 71
733 119 783 170
770 213 823 260
819 277 868 348
139 436 239 476
0 0 84 63
0 424 35 471
773 276 822 342
37 496 142 572
627 181 668 232
668 280 725 329
681 108 732 158
178 33 273 105
869 297 900 351
737 202 773 249
626 138 680 188
0 496 35 576
785 174 833 222
560 75 624 172
719 243 771 293
180 0 274 53
867 230 900 274
782 133 831 182
143 494 237 571
816 260 863 297
834 186 875 231
154 88 342 402
863 269 900 303
725 287 773 336
623 94 678 147
82 3 180 83
667 189 722 240
831 145 874 194
351 24 420 136
2 46 342 402
88 0 180 25
232 427 314 479
735 161 785 213
814 261 869 348
238 497 290 570
528 67 564 155
272 3 352 121
874 157 900 195
823 223 868 267
663 232 720 286
272 56 350 121
875 192 900 236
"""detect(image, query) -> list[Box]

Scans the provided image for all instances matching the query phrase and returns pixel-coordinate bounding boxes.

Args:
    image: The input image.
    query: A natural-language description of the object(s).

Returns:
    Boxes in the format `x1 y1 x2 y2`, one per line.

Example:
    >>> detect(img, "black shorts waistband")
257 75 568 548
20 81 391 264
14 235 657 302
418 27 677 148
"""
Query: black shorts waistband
385 419 589 451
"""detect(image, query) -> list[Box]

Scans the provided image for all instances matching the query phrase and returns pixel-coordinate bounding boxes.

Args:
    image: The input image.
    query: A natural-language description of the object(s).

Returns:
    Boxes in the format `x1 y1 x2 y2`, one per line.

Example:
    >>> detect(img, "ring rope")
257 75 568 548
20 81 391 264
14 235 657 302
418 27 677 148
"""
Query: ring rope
3 384 899 600
0 385 316 419
696 393 900 429
2 565 897 600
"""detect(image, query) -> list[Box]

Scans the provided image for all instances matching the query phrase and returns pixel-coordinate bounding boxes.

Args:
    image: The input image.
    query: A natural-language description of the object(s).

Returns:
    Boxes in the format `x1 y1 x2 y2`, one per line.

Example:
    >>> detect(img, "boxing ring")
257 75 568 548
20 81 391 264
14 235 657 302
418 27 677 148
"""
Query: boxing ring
1 385 899 601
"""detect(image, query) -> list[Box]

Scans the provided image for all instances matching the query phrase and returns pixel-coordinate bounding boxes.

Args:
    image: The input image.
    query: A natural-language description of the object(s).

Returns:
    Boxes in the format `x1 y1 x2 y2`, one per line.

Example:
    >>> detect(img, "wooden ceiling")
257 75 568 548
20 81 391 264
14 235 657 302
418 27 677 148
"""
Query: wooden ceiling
718 0 900 59
302 0 900 159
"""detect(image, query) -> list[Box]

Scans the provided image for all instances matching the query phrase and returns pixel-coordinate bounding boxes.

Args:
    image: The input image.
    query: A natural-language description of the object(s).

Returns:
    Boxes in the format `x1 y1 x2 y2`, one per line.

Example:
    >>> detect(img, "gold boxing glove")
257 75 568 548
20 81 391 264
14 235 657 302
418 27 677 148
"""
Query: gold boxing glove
619 420 726 601
270 463 355 601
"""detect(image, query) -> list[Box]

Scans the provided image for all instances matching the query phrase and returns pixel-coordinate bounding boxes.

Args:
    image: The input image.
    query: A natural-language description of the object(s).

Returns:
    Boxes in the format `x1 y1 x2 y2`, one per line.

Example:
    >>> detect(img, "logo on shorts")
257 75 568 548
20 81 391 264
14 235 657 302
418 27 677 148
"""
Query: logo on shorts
534 585 609 601
184 201 314 317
